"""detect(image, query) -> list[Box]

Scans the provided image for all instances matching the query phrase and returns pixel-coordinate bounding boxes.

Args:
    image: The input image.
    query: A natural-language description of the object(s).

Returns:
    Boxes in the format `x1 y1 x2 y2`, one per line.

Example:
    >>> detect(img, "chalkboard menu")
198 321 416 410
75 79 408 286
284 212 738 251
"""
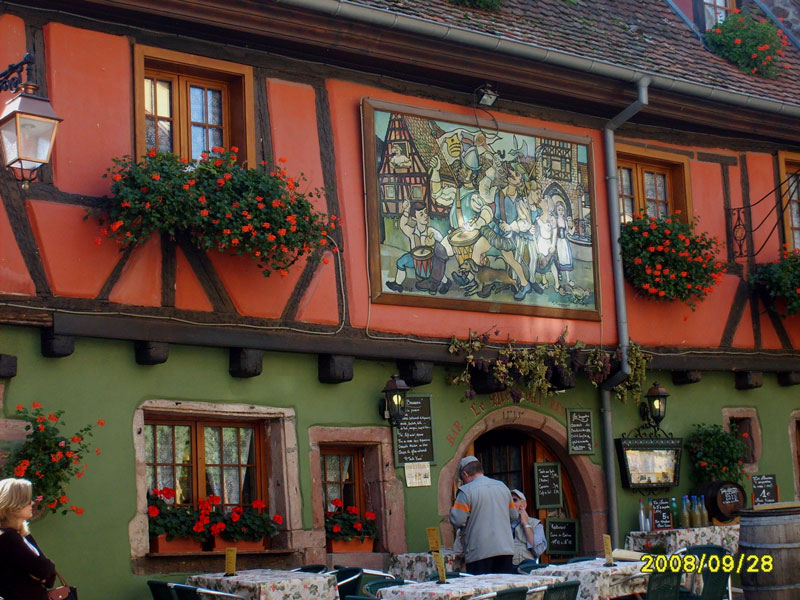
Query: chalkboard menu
547 518 579 556
752 474 779 506
720 484 741 505
651 498 672 531
534 462 562 509
394 395 435 464
567 409 595 455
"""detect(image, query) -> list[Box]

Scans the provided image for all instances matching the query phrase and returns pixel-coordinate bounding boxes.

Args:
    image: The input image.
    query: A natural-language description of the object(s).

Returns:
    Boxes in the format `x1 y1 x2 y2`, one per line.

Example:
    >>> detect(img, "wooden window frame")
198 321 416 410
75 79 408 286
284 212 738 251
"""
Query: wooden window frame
134 45 256 165
616 144 692 222
320 445 367 520
144 412 269 512
779 151 800 251
722 407 761 473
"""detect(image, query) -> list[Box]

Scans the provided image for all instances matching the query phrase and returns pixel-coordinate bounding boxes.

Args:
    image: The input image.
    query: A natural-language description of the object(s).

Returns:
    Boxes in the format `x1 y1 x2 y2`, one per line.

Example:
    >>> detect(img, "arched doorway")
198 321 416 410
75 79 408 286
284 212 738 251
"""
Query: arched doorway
436 407 606 558
474 428 579 562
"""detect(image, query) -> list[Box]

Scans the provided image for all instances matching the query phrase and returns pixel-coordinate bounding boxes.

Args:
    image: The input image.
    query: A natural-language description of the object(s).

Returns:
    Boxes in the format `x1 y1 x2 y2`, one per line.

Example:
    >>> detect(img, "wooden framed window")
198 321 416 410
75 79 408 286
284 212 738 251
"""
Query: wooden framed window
722 407 761 472
320 445 366 517
134 45 255 164
616 144 691 223
704 0 735 29
144 415 268 512
779 152 800 250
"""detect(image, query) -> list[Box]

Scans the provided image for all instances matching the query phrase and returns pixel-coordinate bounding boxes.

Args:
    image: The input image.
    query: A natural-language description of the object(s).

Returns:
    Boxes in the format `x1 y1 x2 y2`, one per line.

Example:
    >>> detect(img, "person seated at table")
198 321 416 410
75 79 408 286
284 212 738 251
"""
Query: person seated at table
509 489 546 571
449 456 518 575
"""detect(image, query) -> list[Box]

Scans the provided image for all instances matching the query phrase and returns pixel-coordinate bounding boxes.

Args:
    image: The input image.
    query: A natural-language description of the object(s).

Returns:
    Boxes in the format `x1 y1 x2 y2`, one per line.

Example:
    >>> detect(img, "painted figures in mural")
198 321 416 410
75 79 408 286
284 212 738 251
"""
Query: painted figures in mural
374 110 596 311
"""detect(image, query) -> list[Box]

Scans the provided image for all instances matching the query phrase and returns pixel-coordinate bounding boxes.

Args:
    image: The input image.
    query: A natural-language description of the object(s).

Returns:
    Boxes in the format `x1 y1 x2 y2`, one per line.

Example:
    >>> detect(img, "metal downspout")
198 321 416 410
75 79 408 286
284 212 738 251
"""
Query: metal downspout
599 77 650 548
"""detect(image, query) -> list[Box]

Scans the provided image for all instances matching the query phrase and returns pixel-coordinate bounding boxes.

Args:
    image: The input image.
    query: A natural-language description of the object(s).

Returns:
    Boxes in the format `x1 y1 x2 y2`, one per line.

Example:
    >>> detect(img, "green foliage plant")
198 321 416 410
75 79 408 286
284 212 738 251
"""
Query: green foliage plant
706 9 790 78
324 498 379 541
90 147 337 277
686 423 748 484
750 246 800 316
2 403 103 515
612 342 651 403
619 211 726 309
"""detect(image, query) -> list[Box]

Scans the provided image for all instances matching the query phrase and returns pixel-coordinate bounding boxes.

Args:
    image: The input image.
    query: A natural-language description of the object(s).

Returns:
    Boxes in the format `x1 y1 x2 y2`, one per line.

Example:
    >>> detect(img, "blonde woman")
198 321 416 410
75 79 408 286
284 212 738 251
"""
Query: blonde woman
0 478 56 600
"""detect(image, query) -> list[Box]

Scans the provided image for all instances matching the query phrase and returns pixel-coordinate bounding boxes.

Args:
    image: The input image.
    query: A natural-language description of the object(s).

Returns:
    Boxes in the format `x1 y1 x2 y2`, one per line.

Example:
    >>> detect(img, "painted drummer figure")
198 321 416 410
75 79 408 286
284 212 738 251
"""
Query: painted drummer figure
385 199 453 295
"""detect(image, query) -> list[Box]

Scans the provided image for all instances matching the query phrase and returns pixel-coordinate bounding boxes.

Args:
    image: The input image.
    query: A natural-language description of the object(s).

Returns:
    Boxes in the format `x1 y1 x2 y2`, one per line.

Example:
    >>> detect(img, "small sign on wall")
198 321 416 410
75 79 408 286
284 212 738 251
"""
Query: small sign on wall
752 474 779 506
404 462 432 487
567 408 594 455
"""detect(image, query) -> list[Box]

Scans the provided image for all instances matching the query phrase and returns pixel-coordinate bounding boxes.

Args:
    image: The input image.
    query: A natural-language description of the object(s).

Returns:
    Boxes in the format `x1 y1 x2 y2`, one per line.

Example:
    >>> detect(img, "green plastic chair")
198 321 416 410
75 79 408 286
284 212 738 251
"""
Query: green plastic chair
334 567 364 600
472 586 530 600
644 571 682 600
362 578 407 597
517 562 550 574
541 581 581 600
672 544 732 600
567 556 596 563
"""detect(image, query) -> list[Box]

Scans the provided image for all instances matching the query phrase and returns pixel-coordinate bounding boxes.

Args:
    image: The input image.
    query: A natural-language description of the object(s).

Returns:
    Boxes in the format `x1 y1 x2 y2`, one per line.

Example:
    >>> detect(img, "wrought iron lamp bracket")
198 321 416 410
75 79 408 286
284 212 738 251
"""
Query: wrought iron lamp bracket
0 54 35 94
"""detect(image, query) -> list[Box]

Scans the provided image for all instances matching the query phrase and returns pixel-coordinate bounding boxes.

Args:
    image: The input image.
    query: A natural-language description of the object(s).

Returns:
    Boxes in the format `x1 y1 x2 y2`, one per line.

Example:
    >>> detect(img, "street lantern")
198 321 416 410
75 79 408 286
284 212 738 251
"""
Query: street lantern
379 374 411 427
0 54 61 190
641 381 669 427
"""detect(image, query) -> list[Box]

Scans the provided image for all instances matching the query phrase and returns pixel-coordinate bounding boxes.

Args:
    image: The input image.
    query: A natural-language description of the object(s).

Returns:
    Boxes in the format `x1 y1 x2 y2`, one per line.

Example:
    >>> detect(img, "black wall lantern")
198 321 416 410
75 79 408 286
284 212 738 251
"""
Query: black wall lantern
639 381 669 432
379 374 411 427
0 53 62 190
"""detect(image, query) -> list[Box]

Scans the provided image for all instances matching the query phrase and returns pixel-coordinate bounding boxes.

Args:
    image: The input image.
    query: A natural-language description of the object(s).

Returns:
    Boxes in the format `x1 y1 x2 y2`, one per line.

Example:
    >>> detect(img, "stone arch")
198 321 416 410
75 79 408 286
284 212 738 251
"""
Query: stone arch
436 406 607 555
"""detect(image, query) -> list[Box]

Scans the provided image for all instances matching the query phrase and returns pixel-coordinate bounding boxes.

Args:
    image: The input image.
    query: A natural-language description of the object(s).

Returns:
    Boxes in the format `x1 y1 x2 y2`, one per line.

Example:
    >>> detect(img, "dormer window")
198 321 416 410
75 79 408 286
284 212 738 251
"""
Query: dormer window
704 0 735 29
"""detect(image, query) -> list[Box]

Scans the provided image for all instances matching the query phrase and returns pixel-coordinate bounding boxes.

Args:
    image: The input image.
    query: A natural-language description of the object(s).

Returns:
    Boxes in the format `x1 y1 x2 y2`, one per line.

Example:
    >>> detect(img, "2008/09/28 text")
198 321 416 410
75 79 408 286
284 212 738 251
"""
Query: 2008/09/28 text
641 553 773 574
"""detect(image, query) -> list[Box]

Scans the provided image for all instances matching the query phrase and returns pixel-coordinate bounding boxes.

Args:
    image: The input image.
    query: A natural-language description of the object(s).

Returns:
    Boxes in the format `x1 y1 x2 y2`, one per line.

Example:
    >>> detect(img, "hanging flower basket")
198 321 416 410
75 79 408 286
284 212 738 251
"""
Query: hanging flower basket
619 212 726 309
468 361 507 395
90 148 338 277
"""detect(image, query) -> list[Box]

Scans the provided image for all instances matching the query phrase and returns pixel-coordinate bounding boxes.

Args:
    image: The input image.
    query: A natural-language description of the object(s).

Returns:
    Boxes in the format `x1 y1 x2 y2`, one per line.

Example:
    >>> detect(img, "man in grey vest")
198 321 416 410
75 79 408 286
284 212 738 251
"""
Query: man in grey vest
449 456 518 574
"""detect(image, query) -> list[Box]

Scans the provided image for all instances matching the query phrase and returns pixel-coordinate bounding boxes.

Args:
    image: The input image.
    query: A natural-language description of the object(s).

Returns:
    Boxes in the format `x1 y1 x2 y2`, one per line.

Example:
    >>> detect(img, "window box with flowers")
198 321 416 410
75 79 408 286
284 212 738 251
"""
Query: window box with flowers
750 247 800 317
619 212 726 310
325 498 379 553
706 9 791 78
1 403 104 517
147 489 283 554
90 148 338 278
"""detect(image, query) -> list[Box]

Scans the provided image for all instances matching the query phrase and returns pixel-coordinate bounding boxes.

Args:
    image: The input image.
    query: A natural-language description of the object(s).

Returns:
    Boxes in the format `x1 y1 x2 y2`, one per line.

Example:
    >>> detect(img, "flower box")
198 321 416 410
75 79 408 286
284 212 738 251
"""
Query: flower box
213 535 270 552
149 534 204 554
326 536 374 553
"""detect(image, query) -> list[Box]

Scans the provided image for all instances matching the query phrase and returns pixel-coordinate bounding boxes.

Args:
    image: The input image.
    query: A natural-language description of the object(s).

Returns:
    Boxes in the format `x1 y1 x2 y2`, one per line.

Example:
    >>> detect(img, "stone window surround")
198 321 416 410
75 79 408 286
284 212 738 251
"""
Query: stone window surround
789 410 800 501
435 406 607 556
308 426 407 559
130 399 299 559
721 407 761 474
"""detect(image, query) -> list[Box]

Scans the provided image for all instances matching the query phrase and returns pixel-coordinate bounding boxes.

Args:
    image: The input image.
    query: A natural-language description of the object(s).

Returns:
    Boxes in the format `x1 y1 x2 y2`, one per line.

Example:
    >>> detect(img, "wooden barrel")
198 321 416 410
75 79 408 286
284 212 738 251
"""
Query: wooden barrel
691 480 746 522
739 506 800 599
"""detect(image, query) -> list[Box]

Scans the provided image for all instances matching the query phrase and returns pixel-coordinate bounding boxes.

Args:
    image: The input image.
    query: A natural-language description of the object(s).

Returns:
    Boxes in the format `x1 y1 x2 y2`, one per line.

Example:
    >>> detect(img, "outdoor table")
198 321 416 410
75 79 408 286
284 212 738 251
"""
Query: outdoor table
187 568 337 600
375 573 566 600
624 524 739 555
531 558 648 600
388 550 466 582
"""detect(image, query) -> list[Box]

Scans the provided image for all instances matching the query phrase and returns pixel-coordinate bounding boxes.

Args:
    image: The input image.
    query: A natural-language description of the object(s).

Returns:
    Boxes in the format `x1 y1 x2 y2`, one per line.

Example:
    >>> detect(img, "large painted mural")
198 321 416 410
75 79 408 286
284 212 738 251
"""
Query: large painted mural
363 99 600 319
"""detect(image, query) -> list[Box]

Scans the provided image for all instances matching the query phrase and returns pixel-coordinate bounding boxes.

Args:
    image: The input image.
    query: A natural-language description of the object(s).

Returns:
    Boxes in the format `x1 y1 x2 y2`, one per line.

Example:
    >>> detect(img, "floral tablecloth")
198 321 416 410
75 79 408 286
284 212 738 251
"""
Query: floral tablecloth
388 551 466 582
532 558 648 600
187 568 337 600
624 525 739 555
376 573 566 600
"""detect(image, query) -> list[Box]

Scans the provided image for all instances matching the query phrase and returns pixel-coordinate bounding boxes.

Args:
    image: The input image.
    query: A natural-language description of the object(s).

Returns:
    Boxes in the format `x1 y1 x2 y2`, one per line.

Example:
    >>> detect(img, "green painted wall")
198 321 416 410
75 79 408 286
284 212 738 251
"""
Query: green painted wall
2 325 799 600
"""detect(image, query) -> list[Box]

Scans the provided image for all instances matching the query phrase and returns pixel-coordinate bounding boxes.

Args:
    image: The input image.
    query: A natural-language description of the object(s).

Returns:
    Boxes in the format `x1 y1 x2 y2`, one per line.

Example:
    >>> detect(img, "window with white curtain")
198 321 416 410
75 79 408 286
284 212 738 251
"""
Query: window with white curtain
320 446 365 517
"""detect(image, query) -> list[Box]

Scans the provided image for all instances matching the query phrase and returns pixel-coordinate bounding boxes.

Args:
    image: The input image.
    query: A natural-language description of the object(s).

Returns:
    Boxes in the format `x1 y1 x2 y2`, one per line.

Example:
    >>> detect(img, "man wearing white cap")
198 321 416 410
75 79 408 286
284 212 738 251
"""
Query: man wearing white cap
449 456 518 574
510 488 546 570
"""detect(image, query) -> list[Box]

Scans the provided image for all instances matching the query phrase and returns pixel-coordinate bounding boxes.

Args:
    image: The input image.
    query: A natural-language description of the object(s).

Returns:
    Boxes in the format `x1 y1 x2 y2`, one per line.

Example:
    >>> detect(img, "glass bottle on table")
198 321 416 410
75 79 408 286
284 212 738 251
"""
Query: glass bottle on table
638 498 648 532
690 495 701 528
699 495 710 526
680 495 691 529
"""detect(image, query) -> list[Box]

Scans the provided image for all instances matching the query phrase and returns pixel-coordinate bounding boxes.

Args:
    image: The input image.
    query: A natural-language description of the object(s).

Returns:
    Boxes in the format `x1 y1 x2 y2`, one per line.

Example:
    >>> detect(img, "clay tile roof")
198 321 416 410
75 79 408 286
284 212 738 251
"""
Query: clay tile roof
346 0 800 107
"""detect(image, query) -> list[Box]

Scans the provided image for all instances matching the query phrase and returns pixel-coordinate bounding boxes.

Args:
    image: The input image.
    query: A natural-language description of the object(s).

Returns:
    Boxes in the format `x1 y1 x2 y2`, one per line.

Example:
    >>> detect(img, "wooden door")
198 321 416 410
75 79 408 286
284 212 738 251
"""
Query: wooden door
474 429 579 562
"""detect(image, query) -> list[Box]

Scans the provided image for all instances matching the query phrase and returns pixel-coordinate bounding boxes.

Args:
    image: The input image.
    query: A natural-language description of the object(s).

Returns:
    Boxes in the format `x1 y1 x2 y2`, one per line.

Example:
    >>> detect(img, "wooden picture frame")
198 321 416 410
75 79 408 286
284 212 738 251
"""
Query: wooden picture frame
615 437 682 490
361 98 601 319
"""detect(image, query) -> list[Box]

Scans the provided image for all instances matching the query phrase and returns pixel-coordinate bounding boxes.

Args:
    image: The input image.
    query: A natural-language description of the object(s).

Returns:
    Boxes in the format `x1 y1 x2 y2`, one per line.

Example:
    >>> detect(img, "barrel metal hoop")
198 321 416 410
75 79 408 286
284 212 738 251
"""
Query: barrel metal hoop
738 541 800 549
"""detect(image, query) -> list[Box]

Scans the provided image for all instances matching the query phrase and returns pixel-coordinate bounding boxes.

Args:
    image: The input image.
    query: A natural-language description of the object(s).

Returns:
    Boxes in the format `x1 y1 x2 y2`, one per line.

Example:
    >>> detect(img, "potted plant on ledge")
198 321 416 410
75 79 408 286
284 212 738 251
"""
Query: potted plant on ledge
325 498 378 553
214 498 284 551
147 487 207 553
